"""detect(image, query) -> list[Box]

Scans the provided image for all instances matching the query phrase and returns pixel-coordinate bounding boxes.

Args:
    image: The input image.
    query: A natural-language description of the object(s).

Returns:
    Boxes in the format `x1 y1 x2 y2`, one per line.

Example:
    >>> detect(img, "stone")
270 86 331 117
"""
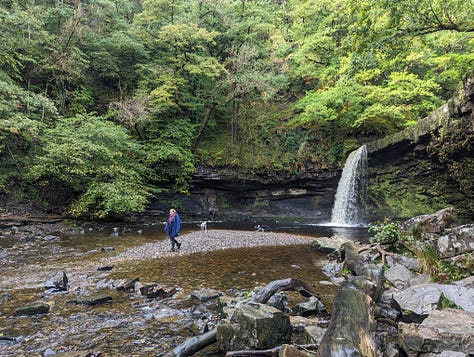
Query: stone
217 302 291 350
401 207 457 235
44 271 68 291
14 302 50 316
399 309 474 355
279 344 309 356
303 325 326 344
436 224 474 258
191 288 222 302
310 234 350 258
384 264 415 289
388 283 474 322
292 296 328 317
386 254 420 272
267 292 288 312
67 295 112 306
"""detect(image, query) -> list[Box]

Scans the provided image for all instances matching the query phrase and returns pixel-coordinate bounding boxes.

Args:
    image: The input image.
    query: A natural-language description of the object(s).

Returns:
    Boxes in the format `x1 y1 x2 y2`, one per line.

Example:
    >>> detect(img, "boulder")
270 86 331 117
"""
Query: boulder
387 283 474 322
436 224 474 258
44 271 68 291
14 302 50 316
399 309 474 355
216 302 291 351
386 254 420 272
384 264 415 289
310 234 351 259
401 207 457 234
303 325 327 344
292 296 328 317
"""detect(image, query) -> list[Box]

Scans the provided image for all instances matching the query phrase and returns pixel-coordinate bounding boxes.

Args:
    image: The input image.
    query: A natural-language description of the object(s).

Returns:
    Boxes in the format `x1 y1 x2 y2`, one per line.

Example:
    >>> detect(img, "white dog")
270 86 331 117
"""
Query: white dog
199 221 208 231
255 224 270 232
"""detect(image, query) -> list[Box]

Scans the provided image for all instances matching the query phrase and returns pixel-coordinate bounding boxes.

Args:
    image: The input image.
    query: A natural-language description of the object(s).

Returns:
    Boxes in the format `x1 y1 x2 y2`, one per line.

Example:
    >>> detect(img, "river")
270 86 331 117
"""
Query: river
0 220 369 356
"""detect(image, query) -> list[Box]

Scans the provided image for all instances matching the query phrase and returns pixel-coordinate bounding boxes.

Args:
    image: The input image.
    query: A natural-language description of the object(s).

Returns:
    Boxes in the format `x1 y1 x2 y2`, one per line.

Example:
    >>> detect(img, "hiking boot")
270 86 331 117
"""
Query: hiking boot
177 242 181 250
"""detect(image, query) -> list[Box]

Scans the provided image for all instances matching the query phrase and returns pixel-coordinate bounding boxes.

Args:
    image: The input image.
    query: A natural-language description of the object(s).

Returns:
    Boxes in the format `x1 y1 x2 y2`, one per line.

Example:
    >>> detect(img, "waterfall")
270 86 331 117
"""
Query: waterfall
331 145 368 226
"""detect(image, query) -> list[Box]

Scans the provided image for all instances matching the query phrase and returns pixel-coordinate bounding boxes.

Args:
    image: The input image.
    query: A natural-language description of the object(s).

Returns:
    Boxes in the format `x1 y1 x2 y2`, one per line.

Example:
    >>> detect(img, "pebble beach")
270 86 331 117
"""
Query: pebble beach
107 229 317 263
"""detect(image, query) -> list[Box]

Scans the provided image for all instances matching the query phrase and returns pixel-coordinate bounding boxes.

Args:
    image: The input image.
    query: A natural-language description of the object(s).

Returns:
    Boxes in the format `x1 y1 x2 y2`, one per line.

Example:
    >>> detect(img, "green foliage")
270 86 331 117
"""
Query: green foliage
368 219 409 250
1 0 474 219
26 114 152 219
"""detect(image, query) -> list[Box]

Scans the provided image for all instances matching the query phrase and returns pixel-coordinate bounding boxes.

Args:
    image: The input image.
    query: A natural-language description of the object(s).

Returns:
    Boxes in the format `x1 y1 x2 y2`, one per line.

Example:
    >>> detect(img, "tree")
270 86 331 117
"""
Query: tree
26 114 152 219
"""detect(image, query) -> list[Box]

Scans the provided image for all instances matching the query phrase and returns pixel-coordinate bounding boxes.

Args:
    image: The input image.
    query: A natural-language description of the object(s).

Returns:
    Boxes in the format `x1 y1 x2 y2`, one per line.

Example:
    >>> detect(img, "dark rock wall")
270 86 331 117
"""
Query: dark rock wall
367 77 474 222
150 168 341 222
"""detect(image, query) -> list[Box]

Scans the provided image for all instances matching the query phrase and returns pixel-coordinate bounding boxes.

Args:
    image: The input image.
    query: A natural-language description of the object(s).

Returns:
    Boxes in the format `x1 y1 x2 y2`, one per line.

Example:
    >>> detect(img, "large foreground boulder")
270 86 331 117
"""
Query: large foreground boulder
386 283 474 322
216 302 291 351
399 309 474 355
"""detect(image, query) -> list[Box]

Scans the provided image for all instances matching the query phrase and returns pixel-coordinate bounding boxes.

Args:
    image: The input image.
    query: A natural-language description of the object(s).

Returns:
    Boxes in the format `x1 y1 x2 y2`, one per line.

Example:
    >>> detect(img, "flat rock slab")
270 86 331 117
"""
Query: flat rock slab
399 308 474 355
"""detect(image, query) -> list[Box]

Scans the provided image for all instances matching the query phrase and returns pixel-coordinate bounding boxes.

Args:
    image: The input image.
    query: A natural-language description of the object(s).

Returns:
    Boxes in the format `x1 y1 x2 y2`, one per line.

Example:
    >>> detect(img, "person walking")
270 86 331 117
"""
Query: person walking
164 208 182 252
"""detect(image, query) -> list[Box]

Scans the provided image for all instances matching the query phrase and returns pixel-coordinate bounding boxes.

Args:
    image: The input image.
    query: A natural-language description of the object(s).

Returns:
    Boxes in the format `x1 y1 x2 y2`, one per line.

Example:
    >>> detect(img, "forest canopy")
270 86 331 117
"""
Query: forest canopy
1 0 473 219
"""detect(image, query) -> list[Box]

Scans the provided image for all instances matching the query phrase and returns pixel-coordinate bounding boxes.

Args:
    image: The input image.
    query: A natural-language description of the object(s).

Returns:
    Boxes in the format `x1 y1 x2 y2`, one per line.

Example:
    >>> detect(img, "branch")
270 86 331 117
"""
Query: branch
226 344 319 356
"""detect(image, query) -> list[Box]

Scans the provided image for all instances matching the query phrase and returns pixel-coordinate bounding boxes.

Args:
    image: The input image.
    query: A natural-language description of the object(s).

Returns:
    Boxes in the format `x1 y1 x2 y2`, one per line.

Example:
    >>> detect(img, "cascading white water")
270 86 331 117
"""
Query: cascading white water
331 145 368 226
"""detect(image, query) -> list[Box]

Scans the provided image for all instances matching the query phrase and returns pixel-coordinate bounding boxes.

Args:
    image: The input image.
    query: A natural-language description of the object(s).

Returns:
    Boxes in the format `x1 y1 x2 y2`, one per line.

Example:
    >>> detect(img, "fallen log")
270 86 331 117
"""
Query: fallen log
172 329 217 357
250 278 319 304
225 343 319 356
315 241 383 357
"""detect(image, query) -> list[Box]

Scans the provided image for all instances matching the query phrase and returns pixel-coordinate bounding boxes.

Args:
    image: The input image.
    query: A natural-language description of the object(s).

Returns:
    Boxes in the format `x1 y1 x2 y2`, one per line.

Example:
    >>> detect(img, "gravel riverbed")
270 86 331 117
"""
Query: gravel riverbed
105 229 317 263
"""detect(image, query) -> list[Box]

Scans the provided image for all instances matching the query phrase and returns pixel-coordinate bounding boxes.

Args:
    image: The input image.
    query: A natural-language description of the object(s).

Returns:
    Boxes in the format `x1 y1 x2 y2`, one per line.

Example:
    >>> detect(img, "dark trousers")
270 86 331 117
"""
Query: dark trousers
170 235 179 249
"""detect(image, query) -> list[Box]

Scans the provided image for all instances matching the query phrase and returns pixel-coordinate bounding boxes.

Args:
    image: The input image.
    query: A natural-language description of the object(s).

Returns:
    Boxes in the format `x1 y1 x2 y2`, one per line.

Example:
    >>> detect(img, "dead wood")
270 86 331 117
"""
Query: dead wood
172 329 217 357
250 278 319 304
315 241 383 357
225 343 319 356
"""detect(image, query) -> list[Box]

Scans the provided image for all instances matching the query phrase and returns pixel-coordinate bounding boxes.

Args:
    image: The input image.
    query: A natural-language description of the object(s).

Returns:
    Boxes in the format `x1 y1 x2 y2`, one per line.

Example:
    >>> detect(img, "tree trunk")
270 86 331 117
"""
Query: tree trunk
250 278 319 304
315 242 383 357
171 329 217 357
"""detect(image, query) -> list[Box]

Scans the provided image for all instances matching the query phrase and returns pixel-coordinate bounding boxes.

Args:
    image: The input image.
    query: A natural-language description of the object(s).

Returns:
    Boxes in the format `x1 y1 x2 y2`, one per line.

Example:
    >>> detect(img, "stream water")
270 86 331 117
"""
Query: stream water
0 221 369 356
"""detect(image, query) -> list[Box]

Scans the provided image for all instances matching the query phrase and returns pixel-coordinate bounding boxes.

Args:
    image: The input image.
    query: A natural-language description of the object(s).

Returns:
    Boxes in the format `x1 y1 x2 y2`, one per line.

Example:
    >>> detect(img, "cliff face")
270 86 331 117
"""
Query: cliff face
151 168 341 222
367 77 474 222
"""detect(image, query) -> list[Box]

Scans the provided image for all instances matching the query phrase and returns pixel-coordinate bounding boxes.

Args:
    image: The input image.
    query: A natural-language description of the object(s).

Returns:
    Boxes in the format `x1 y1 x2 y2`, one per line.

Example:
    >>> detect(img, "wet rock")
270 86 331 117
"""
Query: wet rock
14 302 50 316
96 265 114 271
116 277 139 291
67 294 112 306
44 271 68 292
136 283 176 299
191 288 222 302
399 309 474 355
43 234 59 241
100 246 115 252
